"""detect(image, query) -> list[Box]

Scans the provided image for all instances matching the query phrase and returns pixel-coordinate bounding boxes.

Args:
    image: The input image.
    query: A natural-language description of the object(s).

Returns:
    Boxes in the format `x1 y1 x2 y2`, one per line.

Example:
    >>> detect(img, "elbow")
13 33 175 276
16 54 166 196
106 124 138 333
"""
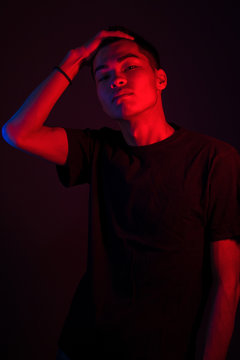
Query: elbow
2 123 11 143
2 123 20 148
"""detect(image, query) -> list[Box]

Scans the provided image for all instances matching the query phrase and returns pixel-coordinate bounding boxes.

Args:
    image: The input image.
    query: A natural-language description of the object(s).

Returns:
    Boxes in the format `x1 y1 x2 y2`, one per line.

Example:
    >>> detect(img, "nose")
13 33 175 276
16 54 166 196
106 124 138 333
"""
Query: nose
110 76 127 88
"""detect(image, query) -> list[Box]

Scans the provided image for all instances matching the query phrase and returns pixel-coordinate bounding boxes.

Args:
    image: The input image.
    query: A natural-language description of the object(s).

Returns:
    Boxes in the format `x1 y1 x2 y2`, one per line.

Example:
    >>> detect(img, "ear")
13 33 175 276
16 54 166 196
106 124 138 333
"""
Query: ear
155 69 167 90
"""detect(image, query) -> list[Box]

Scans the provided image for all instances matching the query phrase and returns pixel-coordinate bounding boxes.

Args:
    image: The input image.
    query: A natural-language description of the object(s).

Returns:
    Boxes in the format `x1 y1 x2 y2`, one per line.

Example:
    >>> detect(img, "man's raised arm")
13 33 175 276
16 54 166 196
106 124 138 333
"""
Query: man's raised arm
1 30 134 165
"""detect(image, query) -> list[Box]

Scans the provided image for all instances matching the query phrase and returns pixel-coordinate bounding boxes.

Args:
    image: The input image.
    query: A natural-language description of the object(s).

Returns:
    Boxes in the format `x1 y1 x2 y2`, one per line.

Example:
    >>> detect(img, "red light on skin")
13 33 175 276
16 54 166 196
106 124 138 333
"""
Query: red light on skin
93 40 174 147
94 40 166 122
113 93 134 103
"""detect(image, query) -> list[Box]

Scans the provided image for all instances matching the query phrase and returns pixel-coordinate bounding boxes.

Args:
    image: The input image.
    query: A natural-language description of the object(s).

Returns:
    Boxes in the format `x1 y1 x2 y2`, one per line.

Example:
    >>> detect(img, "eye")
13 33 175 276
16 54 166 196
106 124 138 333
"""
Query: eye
97 65 138 82
125 65 137 71
98 74 110 82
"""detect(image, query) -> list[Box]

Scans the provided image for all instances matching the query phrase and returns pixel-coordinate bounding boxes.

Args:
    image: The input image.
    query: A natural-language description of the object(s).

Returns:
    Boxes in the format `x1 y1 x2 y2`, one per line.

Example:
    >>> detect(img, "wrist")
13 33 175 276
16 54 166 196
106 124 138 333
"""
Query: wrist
53 66 72 85
59 58 85 81
57 48 87 81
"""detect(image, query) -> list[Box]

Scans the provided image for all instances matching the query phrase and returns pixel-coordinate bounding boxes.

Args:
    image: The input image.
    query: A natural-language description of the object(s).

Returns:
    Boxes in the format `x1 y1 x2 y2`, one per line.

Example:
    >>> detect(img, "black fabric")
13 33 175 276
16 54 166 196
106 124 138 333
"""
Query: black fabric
56 122 240 360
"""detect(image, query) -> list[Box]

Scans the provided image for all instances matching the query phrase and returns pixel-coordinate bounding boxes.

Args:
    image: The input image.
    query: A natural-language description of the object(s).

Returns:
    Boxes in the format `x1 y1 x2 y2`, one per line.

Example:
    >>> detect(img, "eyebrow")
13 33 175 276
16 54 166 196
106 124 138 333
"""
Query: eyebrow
94 53 141 75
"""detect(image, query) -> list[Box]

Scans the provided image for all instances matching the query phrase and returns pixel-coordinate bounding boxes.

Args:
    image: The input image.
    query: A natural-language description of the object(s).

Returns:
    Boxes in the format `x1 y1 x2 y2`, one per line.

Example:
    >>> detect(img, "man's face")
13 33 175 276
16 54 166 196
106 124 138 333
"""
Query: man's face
93 39 165 120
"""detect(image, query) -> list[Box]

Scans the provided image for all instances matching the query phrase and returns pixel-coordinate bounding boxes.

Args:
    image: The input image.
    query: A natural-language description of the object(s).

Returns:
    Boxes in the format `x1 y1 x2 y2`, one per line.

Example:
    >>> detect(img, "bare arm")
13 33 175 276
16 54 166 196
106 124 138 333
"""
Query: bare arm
195 239 240 360
2 30 134 165
2 51 84 165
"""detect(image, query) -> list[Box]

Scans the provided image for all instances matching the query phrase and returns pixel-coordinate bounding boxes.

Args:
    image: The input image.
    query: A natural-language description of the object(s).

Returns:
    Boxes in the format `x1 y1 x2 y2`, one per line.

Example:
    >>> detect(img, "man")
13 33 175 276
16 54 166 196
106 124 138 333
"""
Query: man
2 26 240 360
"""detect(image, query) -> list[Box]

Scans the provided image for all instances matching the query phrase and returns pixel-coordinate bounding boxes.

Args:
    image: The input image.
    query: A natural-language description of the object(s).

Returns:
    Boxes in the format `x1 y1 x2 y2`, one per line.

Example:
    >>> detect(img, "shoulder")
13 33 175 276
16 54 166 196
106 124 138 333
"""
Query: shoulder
89 126 122 148
80 126 121 140
63 126 121 144
180 126 239 159
97 126 121 137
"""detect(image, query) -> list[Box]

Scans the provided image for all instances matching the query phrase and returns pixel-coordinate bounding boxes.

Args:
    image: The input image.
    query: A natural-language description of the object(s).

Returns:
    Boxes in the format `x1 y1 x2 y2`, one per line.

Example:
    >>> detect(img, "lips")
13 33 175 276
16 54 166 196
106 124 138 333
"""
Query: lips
112 92 133 102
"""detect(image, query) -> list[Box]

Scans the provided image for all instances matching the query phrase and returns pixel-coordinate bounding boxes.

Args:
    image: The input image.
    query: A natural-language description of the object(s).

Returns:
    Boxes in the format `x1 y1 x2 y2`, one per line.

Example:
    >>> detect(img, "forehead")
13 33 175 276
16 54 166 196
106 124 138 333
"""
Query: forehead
93 39 150 71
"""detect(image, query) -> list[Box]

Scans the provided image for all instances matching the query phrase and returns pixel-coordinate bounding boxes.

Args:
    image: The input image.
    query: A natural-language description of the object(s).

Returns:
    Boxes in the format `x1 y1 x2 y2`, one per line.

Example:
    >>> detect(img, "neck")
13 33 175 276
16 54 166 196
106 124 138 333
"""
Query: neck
117 98 175 147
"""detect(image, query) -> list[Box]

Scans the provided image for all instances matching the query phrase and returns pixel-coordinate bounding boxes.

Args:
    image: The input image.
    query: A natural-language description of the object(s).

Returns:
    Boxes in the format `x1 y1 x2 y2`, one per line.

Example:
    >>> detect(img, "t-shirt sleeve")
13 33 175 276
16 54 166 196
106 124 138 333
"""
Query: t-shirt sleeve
206 147 240 242
56 127 97 187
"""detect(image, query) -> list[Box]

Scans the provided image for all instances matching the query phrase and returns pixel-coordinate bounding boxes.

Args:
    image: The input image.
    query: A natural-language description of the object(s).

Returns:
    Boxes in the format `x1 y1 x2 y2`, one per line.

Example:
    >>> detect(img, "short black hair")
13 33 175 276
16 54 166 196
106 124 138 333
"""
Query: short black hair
87 25 161 80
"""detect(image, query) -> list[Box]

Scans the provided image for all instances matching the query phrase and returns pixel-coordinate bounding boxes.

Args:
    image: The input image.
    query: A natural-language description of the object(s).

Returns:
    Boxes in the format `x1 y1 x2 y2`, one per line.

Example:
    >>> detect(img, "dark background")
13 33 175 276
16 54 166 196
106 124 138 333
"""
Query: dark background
1 1 239 359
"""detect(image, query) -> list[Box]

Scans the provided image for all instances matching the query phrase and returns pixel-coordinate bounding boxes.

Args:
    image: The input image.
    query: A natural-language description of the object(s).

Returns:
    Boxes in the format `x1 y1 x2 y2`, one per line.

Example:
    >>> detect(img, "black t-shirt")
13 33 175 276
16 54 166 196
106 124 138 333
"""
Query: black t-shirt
56 122 240 360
